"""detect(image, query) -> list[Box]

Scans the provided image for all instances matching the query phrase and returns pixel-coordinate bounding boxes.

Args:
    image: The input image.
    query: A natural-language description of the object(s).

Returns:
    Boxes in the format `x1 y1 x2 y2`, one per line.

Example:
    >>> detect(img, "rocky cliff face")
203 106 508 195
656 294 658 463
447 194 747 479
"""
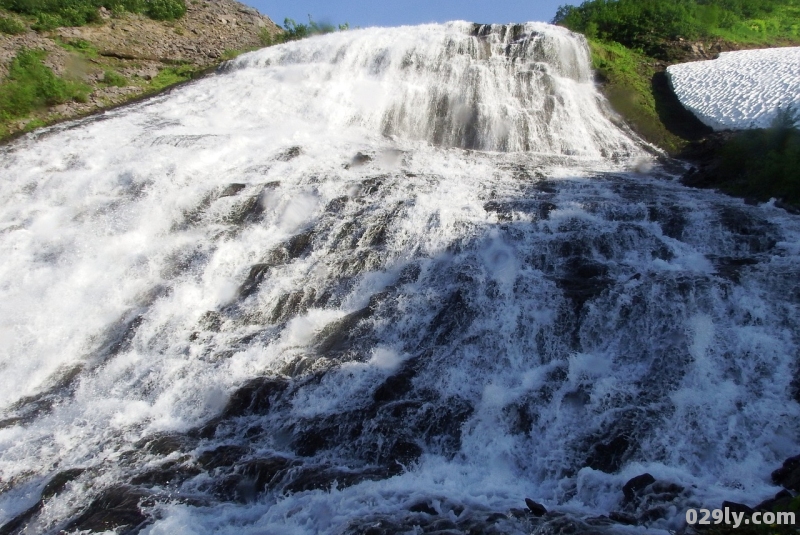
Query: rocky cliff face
0 0 280 135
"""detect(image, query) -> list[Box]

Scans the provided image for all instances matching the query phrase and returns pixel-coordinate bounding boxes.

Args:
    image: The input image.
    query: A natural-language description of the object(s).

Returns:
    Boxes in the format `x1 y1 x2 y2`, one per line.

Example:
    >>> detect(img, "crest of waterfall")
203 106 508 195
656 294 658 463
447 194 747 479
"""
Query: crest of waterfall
226 21 639 155
0 21 798 535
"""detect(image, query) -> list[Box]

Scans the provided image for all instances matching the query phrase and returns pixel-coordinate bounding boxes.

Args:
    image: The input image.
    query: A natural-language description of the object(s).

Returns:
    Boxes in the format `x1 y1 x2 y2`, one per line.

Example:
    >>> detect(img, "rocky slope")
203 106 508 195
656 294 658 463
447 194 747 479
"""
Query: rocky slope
0 0 280 136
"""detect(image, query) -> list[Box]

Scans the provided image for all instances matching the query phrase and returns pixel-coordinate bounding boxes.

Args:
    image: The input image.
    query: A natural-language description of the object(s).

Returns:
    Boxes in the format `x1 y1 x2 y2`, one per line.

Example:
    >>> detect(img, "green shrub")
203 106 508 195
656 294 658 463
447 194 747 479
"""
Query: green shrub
102 69 127 86
0 48 89 122
554 0 800 55
147 63 195 91
0 0 186 29
57 37 98 57
717 114 800 205
144 0 185 21
259 15 350 47
0 14 27 33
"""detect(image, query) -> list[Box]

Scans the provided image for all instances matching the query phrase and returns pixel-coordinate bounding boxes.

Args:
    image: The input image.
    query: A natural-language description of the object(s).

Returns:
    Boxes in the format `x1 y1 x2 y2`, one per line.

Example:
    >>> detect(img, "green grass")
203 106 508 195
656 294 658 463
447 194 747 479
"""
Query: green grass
589 39 690 153
0 13 26 33
56 37 98 58
146 64 196 91
715 116 800 206
101 69 127 86
221 49 243 60
0 0 186 31
0 48 90 136
259 15 349 47
555 0 800 58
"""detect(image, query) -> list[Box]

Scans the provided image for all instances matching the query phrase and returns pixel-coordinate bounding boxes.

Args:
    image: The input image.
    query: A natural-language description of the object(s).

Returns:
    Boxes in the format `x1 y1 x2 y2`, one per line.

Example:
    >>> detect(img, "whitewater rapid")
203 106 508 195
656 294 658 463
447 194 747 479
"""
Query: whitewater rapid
0 21 798 534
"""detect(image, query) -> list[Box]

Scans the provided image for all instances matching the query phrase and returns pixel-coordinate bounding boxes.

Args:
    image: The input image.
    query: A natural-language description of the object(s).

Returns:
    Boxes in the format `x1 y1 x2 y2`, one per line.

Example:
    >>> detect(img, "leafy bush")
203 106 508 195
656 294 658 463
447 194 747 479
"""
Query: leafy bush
0 48 89 122
0 0 186 29
102 69 127 86
554 0 800 54
717 113 800 205
147 63 195 91
57 37 98 57
260 15 349 47
0 14 27 33
144 0 185 21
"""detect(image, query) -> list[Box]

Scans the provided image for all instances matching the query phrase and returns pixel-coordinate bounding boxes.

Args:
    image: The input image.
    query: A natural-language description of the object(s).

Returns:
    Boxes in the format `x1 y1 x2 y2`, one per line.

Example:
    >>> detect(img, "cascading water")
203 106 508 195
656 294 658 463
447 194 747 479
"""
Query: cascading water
0 21 798 535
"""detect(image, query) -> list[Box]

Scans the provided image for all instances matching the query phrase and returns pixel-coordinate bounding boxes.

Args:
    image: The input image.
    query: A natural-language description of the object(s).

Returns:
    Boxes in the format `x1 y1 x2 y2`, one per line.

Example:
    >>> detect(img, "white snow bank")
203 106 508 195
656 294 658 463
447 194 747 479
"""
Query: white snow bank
666 47 800 131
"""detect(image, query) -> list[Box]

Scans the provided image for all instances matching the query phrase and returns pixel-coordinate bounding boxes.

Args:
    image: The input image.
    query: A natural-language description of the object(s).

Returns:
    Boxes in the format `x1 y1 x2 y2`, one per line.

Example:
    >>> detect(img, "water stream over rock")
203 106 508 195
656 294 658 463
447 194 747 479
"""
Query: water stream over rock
0 21 798 534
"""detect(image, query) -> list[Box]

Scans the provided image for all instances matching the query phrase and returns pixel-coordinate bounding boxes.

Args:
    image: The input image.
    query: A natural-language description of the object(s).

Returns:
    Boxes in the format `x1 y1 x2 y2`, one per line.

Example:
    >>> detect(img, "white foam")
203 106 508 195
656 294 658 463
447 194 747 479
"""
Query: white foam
0 22 798 535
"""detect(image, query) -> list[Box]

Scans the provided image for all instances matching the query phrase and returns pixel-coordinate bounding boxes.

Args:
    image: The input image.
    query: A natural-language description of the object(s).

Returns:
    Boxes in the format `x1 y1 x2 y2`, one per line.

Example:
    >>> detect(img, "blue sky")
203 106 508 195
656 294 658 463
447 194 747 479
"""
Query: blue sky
242 0 579 29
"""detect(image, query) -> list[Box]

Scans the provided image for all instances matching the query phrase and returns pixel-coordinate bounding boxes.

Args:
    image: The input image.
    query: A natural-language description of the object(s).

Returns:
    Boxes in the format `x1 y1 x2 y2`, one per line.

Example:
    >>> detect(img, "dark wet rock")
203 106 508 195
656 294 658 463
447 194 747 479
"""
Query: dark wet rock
640 506 669 523
129 462 200 487
135 432 193 456
756 489 793 512
359 175 383 194
398 263 421 284
42 468 85 500
0 469 83 535
286 230 315 259
239 456 299 492
269 290 313 324
554 257 611 310
179 190 216 227
648 205 686 240
772 454 800 492
711 256 759 283
609 511 637 525
0 503 41 535
483 200 513 222
384 440 423 471
63 485 153 535
586 435 631 474
221 376 288 419
722 501 755 516
530 515 600 534
197 310 222 332
0 364 84 428
282 465 391 494
622 473 656 502
197 444 249 470
426 289 474 346
539 201 557 220
276 146 302 161
99 307 153 359
326 196 349 213
347 152 373 169
291 423 336 457
717 207 778 255
210 473 253 502
225 193 263 225
525 498 547 516
237 263 271 299
362 220 389 247
373 363 416 404
427 518 459 530
315 304 375 355
410 501 438 515
220 183 247 197
336 249 384 277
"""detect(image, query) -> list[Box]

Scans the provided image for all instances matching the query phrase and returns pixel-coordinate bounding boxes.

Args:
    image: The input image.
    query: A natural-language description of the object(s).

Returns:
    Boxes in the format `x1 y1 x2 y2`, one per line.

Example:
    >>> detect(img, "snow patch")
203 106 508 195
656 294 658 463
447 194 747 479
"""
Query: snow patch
667 47 800 130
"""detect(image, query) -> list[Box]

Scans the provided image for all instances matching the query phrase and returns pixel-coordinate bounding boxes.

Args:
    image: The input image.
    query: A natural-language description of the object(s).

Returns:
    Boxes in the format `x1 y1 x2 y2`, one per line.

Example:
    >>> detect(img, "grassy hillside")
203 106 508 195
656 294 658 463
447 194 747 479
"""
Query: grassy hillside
0 0 282 140
555 0 800 207
0 0 186 30
555 0 800 58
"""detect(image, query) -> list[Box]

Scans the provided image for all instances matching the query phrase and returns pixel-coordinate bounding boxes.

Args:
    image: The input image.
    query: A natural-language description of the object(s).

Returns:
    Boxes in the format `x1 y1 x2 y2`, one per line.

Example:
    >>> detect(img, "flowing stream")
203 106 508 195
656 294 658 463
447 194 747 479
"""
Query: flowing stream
0 21 799 535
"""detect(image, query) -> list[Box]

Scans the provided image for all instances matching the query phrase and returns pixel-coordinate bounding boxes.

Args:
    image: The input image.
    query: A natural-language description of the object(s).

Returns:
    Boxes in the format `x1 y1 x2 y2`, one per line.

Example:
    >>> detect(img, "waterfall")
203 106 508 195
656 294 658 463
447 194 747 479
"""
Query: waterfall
0 22 798 535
